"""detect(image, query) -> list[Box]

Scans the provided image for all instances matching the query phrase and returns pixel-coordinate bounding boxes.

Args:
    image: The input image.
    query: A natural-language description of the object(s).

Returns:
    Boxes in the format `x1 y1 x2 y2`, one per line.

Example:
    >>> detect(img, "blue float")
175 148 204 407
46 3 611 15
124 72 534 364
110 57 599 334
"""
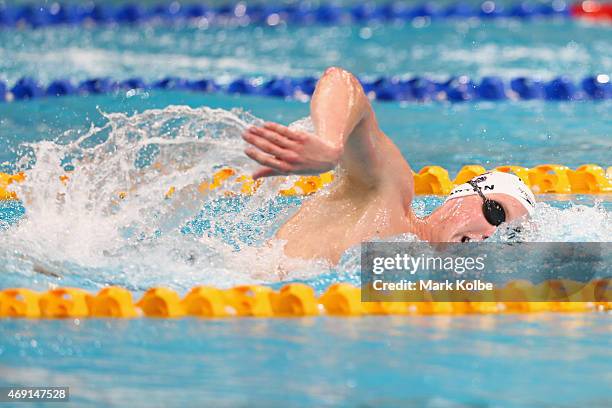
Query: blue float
279 4 299 19
0 7 13 26
545 76 577 100
78 78 118 94
407 77 436 100
379 2 406 19
544 0 569 15
46 80 76 96
581 75 612 99
444 2 475 17
396 80 417 101
359 78 375 94
153 77 189 90
187 79 219 93
293 77 317 95
85 5 114 23
249 5 279 24
510 77 545 99
183 4 208 19
534 3 555 15
216 4 234 17
284 6 306 23
369 77 411 101
409 3 440 18
351 3 383 21
227 78 257 94
509 2 536 18
443 76 477 102
120 77 147 90
241 4 261 23
14 5 49 27
152 3 183 20
479 1 504 18
115 4 145 23
368 78 400 101
315 4 344 24
261 78 294 97
477 76 507 100
0 81 7 101
45 4 83 25
11 77 44 100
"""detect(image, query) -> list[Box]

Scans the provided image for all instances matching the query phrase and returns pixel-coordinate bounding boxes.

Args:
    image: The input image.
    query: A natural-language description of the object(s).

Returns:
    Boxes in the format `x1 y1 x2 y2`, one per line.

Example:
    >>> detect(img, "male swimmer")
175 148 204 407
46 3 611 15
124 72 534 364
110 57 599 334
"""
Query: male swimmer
242 67 536 264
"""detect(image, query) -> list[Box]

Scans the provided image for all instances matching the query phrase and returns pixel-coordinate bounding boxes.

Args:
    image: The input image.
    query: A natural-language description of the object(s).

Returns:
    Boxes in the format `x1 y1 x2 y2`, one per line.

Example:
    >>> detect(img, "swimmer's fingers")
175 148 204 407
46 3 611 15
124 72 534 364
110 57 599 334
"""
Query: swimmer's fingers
245 147 292 178
249 126 295 149
263 122 307 142
242 131 292 159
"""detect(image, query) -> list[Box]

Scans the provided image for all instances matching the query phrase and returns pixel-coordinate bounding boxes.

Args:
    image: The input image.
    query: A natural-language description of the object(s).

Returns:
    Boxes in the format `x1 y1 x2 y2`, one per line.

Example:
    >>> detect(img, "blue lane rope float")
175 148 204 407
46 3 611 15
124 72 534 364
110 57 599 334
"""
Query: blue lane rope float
0 1 582 29
1 74 610 103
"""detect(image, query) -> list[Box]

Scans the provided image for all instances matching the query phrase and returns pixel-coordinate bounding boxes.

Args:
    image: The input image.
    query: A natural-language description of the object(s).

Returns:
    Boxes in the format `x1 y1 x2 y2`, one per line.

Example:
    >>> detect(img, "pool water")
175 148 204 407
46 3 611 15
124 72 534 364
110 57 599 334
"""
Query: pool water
1 7 611 408
2 314 611 407
1 13 611 82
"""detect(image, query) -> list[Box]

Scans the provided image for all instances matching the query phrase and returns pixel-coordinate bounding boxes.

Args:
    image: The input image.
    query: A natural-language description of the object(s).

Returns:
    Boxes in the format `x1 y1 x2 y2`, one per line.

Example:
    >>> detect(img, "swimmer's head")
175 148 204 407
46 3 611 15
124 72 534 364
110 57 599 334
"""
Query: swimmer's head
426 171 536 242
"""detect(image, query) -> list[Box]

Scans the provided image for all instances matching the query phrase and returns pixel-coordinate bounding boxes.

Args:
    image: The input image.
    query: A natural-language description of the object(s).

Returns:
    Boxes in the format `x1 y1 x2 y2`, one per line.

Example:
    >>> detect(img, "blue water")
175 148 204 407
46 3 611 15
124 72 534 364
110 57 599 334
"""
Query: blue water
1 19 611 84
1 92 610 174
1 10 611 408
0 315 611 407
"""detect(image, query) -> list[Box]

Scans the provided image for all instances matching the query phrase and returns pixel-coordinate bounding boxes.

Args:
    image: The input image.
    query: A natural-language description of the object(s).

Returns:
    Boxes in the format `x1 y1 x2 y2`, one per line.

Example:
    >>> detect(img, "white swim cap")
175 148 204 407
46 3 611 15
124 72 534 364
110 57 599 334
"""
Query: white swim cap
445 171 536 215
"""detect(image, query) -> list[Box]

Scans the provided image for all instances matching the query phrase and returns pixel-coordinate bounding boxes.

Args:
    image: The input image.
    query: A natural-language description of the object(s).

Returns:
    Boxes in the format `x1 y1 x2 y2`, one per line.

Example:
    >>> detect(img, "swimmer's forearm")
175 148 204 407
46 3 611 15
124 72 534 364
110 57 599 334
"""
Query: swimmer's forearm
310 67 383 186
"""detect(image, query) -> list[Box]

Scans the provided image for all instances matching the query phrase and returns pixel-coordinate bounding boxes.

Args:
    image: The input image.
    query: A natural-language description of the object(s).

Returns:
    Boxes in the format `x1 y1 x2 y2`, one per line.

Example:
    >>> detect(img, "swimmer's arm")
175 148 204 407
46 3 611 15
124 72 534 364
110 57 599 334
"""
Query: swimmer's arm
242 67 388 188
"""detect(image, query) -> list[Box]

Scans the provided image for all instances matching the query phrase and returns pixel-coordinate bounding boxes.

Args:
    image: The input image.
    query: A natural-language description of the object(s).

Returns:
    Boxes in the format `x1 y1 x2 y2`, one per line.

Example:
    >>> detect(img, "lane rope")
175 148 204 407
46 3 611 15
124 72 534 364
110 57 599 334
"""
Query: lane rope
1 164 611 202
0 281 610 318
0 1 589 29
1 73 611 103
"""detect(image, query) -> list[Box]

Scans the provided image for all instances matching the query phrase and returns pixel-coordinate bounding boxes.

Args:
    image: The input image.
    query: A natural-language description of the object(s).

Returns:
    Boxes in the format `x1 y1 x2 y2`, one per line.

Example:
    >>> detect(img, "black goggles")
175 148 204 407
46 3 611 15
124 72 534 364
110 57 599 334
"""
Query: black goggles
468 180 506 226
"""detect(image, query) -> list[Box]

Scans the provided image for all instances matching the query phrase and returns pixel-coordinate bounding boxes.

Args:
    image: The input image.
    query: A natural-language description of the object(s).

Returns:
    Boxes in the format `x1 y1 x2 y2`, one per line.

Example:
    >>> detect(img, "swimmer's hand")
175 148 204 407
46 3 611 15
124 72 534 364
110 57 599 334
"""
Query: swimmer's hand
242 122 342 179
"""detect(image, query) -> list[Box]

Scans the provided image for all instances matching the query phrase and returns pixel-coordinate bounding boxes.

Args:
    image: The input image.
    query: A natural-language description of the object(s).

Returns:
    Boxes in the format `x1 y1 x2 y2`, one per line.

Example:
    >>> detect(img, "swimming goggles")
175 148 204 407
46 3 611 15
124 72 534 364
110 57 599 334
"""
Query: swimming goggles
468 180 506 226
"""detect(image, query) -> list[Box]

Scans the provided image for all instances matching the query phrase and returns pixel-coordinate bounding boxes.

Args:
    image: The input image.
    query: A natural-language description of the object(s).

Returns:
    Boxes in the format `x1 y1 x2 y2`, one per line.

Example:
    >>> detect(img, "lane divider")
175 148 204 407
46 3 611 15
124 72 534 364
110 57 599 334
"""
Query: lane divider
1 74 611 103
1 164 610 202
0 280 610 318
0 1 587 30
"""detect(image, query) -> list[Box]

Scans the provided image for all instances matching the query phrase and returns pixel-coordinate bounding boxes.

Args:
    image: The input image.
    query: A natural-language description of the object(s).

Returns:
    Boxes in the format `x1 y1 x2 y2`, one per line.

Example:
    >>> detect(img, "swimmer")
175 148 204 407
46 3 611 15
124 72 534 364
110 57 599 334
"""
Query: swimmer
242 67 536 264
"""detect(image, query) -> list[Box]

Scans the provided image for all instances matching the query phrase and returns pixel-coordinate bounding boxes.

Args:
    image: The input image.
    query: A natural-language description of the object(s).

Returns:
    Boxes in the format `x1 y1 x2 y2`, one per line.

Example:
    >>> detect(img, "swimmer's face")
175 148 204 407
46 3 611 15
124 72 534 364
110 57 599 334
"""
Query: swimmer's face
433 193 529 242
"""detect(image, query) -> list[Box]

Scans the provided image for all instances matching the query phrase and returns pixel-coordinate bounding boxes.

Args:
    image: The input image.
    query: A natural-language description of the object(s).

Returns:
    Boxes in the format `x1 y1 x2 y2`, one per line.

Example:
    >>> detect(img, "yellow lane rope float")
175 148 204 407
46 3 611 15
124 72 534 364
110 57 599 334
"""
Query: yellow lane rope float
0 280 610 318
1 164 611 201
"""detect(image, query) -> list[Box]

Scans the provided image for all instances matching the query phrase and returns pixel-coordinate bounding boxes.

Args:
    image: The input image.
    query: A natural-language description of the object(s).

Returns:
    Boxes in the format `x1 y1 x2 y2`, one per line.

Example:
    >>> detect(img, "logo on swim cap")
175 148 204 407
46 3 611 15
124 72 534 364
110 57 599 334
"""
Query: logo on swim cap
446 171 536 215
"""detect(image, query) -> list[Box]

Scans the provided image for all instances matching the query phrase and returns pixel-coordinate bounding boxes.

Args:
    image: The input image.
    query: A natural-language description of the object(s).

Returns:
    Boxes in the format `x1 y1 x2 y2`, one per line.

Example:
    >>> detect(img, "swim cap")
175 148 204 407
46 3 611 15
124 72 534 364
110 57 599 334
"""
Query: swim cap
445 171 536 215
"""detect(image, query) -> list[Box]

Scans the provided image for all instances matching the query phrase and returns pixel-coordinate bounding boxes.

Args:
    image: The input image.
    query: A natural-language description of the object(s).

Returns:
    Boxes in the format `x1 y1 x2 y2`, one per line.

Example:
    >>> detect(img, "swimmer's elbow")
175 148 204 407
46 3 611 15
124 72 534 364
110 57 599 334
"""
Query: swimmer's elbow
322 66 353 81
321 67 368 100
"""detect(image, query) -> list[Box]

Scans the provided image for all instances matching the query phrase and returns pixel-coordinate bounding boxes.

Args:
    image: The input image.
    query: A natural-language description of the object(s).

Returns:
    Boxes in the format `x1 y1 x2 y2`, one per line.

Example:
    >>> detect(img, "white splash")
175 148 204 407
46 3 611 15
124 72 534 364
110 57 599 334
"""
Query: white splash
0 105 327 291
